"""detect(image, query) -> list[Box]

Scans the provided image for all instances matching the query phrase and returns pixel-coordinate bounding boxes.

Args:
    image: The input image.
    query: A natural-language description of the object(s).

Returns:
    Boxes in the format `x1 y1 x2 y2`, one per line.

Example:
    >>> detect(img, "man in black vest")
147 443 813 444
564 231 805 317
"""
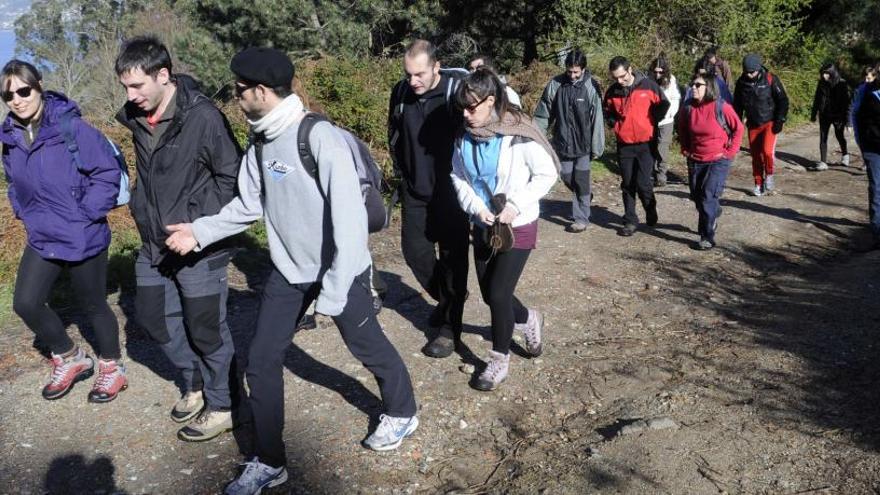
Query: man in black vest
388 40 469 357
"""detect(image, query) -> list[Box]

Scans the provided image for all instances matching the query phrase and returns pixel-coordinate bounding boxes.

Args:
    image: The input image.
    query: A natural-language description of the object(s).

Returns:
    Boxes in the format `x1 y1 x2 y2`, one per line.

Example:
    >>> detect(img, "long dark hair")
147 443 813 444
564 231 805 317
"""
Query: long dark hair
690 73 719 103
1 59 43 95
454 66 523 124
649 53 671 88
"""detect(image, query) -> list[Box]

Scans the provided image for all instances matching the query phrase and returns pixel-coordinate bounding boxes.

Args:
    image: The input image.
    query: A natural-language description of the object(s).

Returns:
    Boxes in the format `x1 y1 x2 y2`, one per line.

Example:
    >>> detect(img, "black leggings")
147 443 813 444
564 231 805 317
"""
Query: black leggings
473 234 530 354
13 246 120 359
819 117 847 163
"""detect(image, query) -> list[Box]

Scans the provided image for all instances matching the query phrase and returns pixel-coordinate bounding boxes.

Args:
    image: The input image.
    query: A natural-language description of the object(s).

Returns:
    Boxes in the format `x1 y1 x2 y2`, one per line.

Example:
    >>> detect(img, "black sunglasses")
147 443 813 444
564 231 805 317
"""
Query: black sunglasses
2 86 34 102
690 82 707 88
233 82 257 98
463 95 490 113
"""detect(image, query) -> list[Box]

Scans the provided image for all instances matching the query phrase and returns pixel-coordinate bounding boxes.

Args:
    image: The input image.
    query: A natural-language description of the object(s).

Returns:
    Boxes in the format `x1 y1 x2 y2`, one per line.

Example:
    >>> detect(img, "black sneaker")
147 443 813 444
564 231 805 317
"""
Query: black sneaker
646 207 658 226
422 326 456 358
619 223 637 237
296 313 317 331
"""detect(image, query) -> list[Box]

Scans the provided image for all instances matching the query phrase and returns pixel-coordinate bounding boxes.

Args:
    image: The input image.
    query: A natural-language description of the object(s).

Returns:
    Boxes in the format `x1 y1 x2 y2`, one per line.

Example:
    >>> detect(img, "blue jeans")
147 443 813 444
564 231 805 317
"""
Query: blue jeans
865 152 880 240
688 158 732 243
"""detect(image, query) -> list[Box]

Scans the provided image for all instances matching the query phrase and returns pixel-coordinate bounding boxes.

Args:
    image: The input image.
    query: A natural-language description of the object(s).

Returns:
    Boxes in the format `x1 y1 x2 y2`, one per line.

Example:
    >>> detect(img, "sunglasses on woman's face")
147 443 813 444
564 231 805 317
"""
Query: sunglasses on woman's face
690 82 707 88
464 95 490 113
2 86 33 102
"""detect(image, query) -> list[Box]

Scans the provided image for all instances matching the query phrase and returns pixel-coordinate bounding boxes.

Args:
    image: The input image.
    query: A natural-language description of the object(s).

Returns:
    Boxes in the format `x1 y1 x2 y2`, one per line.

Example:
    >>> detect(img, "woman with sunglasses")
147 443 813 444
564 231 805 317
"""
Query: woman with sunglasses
449 67 558 391
678 74 744 250
1 60 127 402
648 54 681 187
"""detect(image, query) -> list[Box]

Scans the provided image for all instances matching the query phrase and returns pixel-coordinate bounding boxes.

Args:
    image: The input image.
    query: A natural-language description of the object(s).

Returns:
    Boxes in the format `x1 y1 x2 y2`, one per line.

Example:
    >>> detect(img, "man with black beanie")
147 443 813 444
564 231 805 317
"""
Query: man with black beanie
164 47 419 495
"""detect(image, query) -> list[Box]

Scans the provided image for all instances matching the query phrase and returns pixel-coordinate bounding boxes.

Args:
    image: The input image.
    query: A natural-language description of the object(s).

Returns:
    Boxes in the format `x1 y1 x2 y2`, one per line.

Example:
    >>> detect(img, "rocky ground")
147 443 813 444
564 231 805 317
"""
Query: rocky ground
1 123 880 494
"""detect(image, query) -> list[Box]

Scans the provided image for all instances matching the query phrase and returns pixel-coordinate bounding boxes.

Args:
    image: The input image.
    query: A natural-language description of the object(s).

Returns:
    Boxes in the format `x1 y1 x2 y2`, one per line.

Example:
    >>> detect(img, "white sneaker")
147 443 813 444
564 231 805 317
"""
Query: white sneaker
815 161 828 171
751 185 763 197
224 457 288 495
521 309 544 357
842 154 850 167
363 414 419 451
474 350 510 391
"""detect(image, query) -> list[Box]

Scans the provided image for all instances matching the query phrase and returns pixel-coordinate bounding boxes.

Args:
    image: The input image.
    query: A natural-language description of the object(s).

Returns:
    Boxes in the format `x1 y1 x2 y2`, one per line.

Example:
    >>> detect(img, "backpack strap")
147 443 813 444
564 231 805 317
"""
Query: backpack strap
59 114 85 171
252 132 266 198
714 98 733 141
297 112 332 200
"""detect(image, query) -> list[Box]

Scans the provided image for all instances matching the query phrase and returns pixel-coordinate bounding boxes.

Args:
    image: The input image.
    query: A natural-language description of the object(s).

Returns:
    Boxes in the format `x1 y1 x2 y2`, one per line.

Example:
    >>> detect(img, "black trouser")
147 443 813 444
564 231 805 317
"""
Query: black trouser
400 185 470 330
247 267 417 468
13 246 120 359
473 231 530 354
618 142 657 225
819 116 847 163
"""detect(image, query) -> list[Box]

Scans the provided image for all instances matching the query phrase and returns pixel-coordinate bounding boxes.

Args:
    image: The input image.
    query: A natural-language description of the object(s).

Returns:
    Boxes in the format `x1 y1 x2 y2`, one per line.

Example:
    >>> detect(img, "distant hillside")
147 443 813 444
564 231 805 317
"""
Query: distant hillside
0 0 30 30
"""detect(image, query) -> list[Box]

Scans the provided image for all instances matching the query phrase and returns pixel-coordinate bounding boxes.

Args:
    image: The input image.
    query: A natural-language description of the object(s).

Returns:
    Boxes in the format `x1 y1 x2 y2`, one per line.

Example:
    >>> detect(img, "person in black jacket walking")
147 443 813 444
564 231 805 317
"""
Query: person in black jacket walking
810 62 851 170
115 35 240 442
852 61 880 249
534 49 605 233
387 40 470 358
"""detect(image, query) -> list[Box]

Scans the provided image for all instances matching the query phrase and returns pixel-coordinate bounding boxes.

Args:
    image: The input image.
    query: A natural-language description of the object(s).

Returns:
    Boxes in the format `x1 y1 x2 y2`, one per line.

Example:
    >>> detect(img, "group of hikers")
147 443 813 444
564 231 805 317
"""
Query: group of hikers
2 34 880 494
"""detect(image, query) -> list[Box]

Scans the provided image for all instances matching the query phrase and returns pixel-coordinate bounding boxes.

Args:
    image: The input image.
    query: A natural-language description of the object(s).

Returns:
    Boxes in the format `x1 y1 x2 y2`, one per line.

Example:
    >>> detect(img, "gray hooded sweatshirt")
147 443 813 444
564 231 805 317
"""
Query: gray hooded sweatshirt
192 104 370 316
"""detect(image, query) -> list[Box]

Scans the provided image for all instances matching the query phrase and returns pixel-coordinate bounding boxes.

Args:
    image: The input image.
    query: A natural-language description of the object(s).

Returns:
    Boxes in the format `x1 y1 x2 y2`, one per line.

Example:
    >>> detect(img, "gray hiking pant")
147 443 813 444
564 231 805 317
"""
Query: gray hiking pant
560 156 592 225
135 249 234 409
653 123 674 182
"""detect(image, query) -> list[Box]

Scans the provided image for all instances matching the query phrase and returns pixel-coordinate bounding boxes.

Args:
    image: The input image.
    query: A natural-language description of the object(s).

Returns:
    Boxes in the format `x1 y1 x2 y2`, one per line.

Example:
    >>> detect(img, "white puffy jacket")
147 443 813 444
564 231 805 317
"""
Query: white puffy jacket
450 135 558 228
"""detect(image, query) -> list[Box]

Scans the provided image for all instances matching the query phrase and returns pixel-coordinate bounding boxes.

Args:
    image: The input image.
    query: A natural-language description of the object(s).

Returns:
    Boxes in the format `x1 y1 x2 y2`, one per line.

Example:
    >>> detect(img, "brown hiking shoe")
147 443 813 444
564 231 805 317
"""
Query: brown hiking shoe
178 408 233 442
171 390 205 423
42 347 94 400
88 359 128 403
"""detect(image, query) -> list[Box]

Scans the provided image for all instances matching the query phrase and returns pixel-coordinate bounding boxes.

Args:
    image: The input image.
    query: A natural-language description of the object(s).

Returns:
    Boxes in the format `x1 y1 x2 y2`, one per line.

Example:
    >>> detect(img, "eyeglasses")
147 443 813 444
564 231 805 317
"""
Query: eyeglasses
463 95 490 113
653 69 665 74
233 82 257 98
2 86 33 102
690 82 707 88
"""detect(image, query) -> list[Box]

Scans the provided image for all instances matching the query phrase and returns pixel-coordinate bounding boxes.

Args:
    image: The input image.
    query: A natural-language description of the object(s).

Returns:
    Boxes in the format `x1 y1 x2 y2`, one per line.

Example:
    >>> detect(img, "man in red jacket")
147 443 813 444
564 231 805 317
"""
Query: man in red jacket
604 56 670 236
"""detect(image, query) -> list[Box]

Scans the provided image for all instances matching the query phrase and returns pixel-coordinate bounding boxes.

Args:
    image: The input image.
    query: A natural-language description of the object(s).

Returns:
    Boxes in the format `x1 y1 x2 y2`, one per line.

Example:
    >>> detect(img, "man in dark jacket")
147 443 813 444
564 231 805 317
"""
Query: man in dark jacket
734 54 789 196
534 49 605 233
388 39 469 358
604 56 670 237
852 62 880 249
810 62 850 170
115 35 240 442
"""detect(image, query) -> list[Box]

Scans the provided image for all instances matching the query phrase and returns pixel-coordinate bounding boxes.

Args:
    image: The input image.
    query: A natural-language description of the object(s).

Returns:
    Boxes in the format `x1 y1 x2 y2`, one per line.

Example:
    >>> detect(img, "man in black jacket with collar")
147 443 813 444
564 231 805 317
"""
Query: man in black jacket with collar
115 35 240 442
388 39 469 358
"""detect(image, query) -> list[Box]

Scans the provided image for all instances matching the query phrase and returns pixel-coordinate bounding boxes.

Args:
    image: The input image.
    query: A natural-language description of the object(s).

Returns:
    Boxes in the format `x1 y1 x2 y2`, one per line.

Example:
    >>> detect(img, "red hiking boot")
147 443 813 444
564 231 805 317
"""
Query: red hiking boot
43 347 94 400
88 359 128 403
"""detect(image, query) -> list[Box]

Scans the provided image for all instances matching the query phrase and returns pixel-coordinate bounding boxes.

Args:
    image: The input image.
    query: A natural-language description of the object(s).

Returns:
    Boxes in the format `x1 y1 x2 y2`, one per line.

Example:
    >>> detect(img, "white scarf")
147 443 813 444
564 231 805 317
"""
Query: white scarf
249 94 306 141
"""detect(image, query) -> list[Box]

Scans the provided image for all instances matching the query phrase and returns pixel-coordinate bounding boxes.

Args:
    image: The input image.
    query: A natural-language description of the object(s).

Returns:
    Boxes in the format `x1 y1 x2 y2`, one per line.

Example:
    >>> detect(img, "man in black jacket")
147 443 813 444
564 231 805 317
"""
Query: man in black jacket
388 40 469 358
534 49 605 233
115 35 240 442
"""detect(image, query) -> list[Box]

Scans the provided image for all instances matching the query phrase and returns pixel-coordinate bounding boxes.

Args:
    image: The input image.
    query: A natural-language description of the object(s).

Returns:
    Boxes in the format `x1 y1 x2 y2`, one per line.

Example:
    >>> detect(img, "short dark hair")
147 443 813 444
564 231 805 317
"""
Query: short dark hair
115 35 172 77
608 56 630 72
468 54 495 71
693 55 717 78
704 46 718 58
690 73 719 102
565 49 587 70
1 59 43 94
455 66 523 124
405 39 438 64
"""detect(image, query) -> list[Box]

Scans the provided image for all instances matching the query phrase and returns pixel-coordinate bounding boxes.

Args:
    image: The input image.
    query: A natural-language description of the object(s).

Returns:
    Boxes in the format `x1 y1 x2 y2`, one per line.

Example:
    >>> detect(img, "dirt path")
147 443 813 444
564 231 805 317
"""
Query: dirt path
2 124 880 494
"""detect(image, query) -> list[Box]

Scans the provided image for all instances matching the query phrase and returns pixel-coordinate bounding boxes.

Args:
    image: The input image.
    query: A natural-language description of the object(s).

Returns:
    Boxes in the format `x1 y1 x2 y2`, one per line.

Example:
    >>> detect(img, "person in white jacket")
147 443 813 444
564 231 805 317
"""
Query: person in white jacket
449 67 558 391
649 54 681 186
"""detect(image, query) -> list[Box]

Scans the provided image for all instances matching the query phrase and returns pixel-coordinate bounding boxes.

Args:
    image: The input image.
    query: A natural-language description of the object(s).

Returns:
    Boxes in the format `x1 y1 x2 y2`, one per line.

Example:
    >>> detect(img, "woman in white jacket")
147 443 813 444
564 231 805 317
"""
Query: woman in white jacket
450 67 559 391
649 54 681 186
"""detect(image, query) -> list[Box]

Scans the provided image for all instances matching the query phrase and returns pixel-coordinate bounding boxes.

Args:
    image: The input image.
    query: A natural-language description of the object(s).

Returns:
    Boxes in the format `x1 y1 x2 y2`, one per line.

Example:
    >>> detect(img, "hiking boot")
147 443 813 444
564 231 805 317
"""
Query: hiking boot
619 223 637 237
87 359 128 403
646 207 658 226
296 313 317 331
566 222 588 233
42 347 94 400
473 350 510 391
171 390 205 423
428 302 448 329
422 326 456 358
842 154 850 167
815 161 828 171
750 185 763 197
697 238 714 250
178 408 233 442
224 457 288 495
764 175 775 193
521 309 544 357
363 414 419 451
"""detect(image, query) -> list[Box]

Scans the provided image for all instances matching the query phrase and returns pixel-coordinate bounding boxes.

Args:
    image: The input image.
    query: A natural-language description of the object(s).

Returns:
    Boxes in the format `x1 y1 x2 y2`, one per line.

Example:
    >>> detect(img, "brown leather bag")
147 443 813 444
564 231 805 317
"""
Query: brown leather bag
486 193 514 252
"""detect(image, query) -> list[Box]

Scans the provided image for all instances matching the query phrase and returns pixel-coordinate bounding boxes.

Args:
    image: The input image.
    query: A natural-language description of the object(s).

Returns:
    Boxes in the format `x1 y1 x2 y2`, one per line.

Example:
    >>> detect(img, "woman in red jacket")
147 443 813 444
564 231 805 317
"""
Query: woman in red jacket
678 74 744 250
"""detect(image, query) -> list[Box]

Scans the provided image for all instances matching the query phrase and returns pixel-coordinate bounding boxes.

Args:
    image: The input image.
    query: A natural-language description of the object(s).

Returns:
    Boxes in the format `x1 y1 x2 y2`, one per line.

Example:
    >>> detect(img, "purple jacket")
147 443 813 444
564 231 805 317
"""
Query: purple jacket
1 91 120 262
